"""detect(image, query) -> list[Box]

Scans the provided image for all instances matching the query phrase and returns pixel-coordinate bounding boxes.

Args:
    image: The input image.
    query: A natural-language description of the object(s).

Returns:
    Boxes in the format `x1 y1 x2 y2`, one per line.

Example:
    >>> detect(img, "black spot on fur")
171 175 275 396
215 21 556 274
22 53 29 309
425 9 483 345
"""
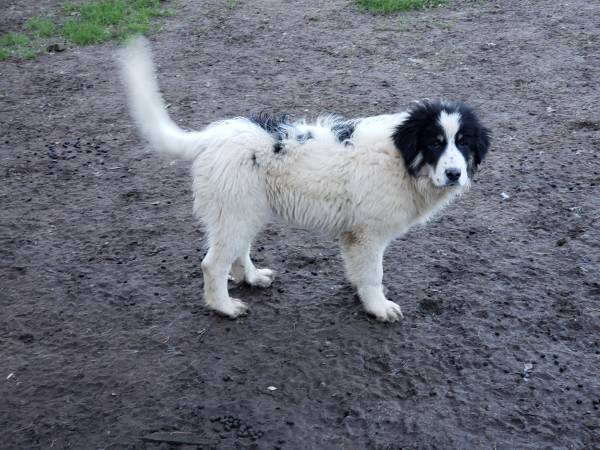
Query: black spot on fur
297 131 313 144
273 142 284 154
250 112 291 155
251 153 258 166
392 100 490 177
249 112 290 141
331 122 355 142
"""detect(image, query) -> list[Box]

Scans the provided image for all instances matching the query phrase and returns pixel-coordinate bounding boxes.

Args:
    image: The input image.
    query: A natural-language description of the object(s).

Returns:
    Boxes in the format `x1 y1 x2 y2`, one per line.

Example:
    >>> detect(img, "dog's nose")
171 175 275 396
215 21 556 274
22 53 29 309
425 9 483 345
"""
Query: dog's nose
445 168 461 183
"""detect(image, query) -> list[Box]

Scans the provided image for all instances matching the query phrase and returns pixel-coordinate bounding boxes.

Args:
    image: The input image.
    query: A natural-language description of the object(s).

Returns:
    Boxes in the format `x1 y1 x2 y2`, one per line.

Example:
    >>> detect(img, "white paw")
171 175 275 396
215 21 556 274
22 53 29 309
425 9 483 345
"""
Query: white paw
246 268 275 288
208 297 248 318
364 299 404 322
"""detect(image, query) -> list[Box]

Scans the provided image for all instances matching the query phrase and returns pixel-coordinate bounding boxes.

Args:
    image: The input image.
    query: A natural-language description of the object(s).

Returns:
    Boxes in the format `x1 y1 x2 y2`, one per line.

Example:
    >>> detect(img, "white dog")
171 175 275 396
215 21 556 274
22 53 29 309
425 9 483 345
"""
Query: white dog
119 38 490 322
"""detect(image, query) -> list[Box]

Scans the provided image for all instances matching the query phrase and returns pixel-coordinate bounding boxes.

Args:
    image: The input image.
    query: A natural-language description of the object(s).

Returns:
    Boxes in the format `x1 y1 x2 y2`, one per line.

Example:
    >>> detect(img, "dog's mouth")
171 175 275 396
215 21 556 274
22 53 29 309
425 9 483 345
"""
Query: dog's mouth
431 178 467 190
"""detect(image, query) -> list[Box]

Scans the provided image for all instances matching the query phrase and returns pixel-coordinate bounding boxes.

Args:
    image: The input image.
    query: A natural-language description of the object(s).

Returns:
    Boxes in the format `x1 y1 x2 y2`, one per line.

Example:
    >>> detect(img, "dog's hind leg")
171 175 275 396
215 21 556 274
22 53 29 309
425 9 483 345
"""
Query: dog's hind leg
201 239 248 318
201 208 269 318
192 133 272 317
340 232 403 322
230 245 275 288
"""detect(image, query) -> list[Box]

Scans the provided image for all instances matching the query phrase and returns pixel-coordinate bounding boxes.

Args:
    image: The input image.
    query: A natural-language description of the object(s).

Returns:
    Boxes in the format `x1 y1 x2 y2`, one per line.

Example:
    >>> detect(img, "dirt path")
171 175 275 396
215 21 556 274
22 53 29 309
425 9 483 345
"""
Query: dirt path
1 0 599 448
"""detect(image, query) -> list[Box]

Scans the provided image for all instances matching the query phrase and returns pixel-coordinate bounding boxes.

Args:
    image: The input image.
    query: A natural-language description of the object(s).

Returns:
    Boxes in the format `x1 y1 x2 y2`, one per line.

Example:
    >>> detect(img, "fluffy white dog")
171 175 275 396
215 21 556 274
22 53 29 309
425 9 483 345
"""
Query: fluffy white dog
119 38 490 322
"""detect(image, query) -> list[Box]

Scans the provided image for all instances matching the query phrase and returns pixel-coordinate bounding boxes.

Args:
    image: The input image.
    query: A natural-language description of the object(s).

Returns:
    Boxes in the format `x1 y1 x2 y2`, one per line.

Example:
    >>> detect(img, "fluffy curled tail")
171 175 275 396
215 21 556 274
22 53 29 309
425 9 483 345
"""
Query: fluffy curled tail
118 37 203 161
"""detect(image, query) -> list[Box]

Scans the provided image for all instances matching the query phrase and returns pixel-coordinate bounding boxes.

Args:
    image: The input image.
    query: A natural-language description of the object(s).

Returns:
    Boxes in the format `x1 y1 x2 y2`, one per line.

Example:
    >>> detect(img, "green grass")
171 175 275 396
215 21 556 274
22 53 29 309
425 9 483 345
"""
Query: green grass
61 0 168 45
62 18 110 44
356 0 447 13
0 32 31 47
25 16 57 37
0 32 36 60
0 0 173 60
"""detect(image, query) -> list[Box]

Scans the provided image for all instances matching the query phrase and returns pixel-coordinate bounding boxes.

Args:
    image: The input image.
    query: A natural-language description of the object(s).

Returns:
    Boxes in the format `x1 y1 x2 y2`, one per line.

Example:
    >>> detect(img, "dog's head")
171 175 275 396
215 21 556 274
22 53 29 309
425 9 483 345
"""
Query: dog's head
393 100 490 188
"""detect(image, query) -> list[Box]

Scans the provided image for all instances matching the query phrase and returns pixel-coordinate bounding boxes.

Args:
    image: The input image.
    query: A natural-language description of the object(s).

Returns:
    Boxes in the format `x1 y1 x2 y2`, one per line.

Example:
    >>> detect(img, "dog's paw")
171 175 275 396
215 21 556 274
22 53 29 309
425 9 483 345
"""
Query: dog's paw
246 268 275 288
365 299 404 322
209 297 249 318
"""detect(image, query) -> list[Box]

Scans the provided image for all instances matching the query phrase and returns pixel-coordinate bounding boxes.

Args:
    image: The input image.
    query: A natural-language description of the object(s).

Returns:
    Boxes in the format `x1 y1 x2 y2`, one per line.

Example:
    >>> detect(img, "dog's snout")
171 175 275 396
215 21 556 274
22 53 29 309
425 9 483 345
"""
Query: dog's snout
445 168 461 183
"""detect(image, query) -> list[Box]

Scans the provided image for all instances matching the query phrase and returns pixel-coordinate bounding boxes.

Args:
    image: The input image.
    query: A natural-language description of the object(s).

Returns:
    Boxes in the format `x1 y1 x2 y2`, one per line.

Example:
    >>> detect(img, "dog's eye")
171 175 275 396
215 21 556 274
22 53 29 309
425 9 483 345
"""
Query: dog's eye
430 139 444 150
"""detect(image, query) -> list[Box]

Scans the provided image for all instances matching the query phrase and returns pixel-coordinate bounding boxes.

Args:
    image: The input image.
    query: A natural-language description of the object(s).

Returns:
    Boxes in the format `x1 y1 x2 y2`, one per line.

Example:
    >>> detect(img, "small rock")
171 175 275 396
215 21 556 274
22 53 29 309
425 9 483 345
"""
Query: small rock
18 333 34 344
47 43 66 53
47 146 59 159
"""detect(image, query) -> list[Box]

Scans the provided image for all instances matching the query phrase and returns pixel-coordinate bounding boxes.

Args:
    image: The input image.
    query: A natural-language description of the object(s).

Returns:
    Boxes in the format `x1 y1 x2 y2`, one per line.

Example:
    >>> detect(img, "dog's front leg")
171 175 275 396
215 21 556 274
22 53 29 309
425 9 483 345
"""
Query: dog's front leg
340 232 403 322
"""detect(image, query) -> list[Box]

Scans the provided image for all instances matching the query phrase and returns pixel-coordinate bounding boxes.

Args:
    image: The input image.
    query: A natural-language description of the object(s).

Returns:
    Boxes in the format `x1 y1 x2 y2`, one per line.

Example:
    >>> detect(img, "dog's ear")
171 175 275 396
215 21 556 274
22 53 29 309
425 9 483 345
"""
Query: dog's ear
457 102 490 170
392 102 431 175
473 125 491 168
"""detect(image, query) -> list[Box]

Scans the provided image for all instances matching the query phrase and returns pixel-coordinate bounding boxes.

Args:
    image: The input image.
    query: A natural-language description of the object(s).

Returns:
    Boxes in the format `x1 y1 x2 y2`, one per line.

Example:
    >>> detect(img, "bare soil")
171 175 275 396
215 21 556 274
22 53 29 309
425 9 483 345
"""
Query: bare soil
1 0 599 448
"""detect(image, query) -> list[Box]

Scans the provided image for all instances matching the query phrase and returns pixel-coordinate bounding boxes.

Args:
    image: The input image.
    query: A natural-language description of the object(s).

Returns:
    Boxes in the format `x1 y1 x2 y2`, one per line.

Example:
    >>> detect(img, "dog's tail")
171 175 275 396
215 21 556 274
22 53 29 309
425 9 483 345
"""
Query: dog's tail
118 37 203 161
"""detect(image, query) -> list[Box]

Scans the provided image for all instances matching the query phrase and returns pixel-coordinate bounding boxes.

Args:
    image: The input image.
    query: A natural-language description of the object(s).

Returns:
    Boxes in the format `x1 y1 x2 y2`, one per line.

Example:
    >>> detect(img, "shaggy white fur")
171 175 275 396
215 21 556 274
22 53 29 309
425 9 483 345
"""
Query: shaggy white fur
119 38 471 322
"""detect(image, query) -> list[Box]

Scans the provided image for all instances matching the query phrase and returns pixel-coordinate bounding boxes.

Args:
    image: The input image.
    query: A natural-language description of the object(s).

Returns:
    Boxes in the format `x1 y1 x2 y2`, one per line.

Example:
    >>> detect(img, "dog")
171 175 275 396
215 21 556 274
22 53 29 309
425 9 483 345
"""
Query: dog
119 38 490 322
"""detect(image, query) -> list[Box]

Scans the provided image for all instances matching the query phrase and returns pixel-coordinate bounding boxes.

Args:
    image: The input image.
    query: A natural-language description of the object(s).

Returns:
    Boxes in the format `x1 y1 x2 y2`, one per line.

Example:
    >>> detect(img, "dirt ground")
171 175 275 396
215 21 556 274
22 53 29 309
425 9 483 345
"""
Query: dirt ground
1 0 599 448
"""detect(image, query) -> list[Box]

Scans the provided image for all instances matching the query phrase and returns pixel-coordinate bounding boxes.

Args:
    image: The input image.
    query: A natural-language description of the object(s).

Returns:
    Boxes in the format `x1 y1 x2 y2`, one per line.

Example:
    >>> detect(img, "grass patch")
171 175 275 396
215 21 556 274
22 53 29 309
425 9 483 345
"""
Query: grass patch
62 18 110 44
0 32 31 47
25 16 57 37
0 32 36 60
356 0 447 13
61 0 169 44
0 0 173 60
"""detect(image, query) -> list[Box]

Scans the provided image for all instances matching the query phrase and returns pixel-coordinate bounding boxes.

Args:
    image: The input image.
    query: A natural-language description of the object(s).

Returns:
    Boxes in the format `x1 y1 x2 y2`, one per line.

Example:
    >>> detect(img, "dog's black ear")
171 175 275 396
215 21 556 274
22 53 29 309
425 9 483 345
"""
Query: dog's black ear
457 102 490 169
473 126 491 168
393 104 429 176
393 121 418 175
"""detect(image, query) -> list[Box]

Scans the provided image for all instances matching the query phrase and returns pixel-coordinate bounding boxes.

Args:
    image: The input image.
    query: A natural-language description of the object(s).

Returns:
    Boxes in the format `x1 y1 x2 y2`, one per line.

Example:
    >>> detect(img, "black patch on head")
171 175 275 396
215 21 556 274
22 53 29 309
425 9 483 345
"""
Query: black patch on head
251 153 258 166
331 122 355 143
392 100 490 177
392 101 445 175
